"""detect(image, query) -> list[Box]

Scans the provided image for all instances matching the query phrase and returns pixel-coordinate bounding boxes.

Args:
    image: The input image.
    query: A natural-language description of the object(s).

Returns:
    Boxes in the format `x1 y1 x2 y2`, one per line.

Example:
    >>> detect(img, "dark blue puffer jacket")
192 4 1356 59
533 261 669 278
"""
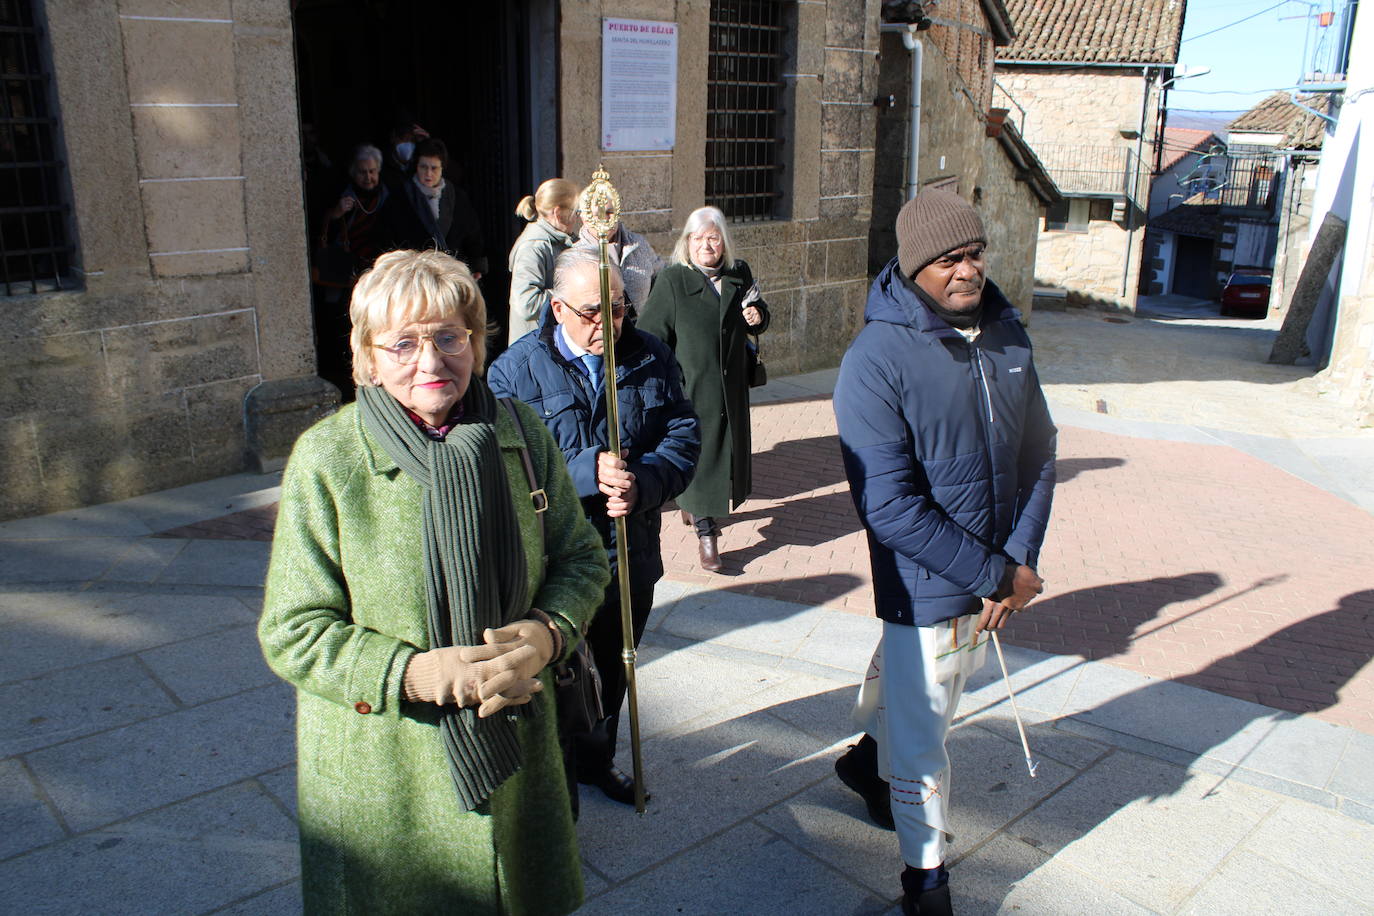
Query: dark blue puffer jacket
833 258 1057 626
488 316 701 591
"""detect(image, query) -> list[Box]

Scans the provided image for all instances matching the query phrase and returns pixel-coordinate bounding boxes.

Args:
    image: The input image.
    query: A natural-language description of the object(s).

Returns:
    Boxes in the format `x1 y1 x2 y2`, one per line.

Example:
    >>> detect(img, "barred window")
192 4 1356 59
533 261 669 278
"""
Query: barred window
1 0 71 294
706 0 788 222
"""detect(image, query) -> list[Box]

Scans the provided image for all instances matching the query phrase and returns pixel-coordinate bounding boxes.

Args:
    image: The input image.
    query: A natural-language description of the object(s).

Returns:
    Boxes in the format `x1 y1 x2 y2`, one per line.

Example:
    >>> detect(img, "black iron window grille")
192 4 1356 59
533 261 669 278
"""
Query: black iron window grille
706 0 787 222
1 0 71 294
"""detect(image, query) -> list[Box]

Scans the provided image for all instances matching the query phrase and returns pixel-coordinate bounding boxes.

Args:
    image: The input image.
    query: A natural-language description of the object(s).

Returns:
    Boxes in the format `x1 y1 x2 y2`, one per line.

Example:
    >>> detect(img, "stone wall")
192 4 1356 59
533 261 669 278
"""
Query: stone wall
558 0 880 375
997 66 1158 310
870 29 1043 313
1271 158 1318 316
1 0 329 521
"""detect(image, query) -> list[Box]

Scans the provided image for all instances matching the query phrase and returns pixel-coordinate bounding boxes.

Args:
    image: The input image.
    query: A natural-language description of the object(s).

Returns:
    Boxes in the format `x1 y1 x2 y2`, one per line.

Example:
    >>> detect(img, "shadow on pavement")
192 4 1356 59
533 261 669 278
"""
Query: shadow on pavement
1053 456 1125 483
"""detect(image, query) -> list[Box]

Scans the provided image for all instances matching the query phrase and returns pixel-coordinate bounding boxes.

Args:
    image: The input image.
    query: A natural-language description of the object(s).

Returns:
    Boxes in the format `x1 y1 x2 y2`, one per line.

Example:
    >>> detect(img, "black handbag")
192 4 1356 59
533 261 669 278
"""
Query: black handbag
746 333 767 388
497 398 604 735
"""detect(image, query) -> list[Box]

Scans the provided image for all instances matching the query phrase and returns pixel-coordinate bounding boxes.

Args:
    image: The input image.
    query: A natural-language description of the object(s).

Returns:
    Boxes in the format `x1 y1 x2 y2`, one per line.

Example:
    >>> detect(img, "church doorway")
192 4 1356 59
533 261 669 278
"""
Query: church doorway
292 0 558 392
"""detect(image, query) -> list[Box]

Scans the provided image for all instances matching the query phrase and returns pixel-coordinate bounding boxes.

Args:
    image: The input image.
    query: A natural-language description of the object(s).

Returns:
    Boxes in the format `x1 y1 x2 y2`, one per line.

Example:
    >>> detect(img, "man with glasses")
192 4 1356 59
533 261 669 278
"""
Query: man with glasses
489 247 700 809
832 189 1057 915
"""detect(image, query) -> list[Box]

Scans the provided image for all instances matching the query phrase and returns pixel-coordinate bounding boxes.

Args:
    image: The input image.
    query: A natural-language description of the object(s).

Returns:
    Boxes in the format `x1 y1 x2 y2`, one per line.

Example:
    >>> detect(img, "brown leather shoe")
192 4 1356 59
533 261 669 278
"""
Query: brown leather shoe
681 509 692 527
698 533 723 572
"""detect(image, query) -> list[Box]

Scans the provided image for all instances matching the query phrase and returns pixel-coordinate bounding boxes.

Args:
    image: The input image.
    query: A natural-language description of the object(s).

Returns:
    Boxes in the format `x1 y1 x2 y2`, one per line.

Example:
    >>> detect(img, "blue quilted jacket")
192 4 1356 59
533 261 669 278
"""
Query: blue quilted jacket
488 316 700 591
833 259 1057 626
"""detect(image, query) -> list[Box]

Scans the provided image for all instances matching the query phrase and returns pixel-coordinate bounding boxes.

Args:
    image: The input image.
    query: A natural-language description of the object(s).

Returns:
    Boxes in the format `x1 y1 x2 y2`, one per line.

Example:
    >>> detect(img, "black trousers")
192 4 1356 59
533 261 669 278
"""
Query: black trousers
571 577 656 778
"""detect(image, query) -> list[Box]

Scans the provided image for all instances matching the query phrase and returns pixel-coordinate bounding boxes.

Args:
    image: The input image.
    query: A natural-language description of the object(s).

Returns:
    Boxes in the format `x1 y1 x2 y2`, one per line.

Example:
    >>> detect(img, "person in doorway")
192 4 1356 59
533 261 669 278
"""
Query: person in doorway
381 113 428 192
488 248 699 808
508 178 581 344
389 137 488 279
259 249 608 915
638 206 768 572
312 144 395 394
831 189 1057 915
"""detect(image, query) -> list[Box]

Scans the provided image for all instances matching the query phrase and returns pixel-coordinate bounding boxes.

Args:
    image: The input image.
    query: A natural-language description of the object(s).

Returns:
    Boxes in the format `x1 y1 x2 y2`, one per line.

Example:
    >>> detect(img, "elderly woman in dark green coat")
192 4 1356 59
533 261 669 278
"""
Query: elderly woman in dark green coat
638 206 769 572
259 249 609 915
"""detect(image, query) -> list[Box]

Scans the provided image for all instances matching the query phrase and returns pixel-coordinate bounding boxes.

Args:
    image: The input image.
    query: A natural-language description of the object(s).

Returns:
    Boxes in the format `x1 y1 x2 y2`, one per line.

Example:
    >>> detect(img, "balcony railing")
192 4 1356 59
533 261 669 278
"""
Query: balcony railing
1034 144 1146 213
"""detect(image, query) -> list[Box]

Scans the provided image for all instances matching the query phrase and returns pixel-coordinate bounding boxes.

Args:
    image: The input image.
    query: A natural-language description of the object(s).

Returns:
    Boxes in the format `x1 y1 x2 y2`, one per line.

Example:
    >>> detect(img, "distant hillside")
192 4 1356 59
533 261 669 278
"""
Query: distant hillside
1166 109 1249 134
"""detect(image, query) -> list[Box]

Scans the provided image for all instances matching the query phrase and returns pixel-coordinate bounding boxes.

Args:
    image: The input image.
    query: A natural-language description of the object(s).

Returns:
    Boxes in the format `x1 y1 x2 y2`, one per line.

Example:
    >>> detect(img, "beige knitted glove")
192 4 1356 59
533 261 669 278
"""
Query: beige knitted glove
468 618 558 717
402 644 508 706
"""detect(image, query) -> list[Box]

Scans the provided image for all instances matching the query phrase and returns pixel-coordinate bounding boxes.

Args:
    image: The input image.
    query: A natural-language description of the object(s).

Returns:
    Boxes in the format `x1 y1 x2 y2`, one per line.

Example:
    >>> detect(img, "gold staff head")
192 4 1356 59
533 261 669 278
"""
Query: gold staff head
579 164 622 242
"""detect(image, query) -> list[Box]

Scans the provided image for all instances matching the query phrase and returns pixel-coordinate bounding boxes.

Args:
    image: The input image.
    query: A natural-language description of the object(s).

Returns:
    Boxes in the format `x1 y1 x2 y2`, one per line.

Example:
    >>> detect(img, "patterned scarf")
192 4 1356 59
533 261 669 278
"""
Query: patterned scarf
358 379 534 811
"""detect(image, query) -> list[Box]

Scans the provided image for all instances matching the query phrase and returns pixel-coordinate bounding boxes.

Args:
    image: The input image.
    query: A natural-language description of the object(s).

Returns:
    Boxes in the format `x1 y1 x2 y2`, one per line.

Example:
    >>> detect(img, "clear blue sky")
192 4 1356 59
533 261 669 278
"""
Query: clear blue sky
1169 0 1349 111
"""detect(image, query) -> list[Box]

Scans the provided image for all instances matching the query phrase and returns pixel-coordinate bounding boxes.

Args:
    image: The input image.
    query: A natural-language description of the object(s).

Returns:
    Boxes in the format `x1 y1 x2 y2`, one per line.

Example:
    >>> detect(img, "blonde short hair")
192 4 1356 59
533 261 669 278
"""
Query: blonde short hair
349 249 486 385
671 206 735 270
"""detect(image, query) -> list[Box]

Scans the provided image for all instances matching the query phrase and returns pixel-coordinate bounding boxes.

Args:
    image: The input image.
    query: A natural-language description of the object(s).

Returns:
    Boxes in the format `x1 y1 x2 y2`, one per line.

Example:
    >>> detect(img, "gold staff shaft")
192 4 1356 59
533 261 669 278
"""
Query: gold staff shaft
585 167 646 813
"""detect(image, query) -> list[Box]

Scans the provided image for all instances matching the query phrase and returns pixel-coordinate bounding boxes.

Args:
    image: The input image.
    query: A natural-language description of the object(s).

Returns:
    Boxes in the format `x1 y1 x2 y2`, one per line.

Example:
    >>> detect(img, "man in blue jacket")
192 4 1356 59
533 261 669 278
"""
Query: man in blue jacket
832 190 1056 915
488 247 700 808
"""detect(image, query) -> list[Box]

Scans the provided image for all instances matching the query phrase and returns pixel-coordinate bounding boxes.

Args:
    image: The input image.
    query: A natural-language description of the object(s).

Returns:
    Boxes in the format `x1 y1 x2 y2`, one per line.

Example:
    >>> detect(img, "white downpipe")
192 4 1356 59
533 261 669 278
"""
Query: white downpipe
903 30 923 200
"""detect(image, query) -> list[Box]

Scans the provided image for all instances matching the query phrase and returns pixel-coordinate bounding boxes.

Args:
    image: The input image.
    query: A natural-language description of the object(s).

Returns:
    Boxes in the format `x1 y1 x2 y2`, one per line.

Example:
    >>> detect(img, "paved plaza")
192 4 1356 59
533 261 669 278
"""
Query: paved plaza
2 302 1372 914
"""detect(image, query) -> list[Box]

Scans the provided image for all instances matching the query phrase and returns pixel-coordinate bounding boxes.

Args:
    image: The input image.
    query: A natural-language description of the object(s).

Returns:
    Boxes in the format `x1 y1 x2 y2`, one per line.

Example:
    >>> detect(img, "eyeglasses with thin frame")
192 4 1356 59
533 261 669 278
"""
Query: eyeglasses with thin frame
564 300 628 323
373 327 473 363
931 245 986 269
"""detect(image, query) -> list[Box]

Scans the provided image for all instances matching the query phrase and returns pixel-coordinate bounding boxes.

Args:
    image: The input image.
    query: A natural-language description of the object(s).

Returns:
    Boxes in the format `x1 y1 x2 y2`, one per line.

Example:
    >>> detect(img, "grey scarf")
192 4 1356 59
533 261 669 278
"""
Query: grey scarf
358 379 534 810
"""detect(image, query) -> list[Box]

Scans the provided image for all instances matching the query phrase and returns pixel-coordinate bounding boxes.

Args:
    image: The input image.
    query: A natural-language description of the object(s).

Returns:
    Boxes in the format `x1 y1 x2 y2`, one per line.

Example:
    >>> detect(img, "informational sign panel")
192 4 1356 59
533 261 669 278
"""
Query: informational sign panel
601 18 678 151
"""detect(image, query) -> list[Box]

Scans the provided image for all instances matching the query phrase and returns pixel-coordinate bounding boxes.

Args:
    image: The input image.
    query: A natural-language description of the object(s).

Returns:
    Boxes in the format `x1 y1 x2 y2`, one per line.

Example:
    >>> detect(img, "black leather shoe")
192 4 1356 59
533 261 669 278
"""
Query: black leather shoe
900 884 952 916
834 737 895 830
579 765 648 806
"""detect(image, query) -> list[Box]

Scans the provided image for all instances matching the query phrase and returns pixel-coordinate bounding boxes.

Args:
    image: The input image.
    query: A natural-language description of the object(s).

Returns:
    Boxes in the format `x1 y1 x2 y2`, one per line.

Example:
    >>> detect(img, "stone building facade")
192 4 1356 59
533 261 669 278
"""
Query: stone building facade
868 1 1058 312
995 66 1160 309
4 0 893 520
2 0 332 521
558 0 883 380
994 0 1185 312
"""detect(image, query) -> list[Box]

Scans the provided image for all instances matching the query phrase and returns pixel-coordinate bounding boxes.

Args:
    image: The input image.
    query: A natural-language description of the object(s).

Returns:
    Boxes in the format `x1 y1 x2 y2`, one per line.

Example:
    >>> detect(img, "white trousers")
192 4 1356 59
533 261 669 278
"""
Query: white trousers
853 616 987 868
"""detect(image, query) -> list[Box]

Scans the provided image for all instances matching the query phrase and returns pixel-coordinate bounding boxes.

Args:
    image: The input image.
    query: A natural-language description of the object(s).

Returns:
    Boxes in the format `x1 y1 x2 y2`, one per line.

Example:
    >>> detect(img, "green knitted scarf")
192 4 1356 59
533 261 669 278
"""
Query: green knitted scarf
358 379 533 811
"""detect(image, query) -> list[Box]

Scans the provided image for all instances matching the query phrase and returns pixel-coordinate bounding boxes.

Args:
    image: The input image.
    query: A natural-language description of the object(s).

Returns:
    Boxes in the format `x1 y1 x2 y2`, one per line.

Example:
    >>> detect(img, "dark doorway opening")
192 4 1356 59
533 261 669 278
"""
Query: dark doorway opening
293 0 558 394
1171 234 1215 299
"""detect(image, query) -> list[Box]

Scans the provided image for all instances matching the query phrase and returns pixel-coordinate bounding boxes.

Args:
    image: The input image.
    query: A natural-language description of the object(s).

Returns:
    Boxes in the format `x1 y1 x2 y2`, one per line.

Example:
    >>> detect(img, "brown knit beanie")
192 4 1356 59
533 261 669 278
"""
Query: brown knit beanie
896 189 986 278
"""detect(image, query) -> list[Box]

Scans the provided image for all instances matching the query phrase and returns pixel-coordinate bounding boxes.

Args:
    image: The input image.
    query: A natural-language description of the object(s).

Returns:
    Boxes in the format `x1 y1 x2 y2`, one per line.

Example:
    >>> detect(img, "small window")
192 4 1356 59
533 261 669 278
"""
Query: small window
0 0 73 294
1045 198 1089 232
1089 198 1114 221
706 0 789 222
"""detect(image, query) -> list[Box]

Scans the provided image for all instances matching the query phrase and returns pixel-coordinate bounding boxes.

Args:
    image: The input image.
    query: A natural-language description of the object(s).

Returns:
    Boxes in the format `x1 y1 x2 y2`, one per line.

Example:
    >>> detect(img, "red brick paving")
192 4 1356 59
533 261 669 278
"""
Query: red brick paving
170 395 1374 734
155 503 277 541
659 395 1374 736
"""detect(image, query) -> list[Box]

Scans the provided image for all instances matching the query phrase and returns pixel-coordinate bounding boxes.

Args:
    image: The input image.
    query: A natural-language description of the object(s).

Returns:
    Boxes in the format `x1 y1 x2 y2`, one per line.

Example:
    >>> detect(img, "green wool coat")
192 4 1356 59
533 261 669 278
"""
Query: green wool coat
638 260 770 517
259 399 610 916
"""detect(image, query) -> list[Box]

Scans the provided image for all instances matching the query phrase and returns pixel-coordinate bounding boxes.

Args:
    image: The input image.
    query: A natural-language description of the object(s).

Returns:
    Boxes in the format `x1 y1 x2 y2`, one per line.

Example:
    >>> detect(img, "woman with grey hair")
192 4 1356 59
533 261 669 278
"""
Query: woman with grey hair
639 206 769 572
318 144 393 281
260 249 609 914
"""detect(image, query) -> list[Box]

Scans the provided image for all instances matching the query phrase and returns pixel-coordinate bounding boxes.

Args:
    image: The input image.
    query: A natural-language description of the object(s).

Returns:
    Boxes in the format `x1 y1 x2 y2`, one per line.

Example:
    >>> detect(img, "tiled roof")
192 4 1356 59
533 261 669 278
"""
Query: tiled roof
1159 127 1221 173
998 0 1186 64
1152 202 1221 238
1229 92 1331 149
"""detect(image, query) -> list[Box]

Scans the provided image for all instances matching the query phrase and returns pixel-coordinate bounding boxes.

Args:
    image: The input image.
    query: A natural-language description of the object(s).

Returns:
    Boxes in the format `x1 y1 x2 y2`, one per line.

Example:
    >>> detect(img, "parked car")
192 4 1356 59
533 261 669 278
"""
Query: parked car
1220 270 1272 318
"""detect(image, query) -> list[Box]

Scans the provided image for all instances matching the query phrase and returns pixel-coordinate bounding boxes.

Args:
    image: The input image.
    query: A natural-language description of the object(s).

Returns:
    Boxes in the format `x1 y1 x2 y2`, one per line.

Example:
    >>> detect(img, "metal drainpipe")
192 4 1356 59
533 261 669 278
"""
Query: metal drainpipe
1123 67 1155 299
881 23 924 200
903 29 923 200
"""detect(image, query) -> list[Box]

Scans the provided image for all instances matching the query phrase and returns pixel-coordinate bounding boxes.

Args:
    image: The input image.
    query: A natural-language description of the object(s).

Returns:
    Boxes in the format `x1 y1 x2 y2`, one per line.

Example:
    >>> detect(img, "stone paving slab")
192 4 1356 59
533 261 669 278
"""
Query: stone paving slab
0 781 297 916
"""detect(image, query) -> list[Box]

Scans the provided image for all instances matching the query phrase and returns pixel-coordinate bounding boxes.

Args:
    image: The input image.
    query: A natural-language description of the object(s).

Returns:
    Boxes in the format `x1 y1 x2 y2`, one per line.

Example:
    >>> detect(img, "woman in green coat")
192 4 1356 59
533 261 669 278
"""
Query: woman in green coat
259 250 609 916
638 206 769 572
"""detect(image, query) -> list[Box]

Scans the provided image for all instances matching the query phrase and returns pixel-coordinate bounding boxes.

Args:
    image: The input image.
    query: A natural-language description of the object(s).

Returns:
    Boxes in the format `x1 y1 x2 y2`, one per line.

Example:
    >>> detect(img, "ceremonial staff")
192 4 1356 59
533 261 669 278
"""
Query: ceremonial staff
579 166 647 813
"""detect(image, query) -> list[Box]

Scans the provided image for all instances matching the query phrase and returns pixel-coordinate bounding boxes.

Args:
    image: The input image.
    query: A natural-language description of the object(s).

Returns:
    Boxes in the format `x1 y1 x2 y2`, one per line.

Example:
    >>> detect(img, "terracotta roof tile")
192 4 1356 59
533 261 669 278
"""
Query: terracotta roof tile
1152 202 1221 237
1228 92 1331 149
998 0 1186 64
1159 127 1220 172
